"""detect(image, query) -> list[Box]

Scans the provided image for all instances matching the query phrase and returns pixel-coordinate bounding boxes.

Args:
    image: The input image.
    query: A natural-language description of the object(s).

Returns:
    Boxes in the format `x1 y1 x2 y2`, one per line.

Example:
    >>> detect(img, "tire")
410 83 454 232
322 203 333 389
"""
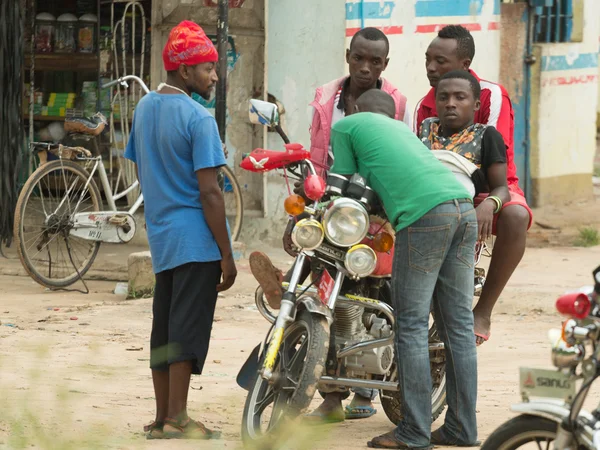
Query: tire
219 165 243 242
380 321 447 425
241 310 330 447
14 160 102 288
481 415 557 450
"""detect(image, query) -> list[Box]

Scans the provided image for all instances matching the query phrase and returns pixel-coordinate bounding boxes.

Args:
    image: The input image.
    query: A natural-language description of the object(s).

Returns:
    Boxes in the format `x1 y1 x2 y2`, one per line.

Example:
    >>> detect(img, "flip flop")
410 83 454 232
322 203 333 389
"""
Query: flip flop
162 418 221 440
345 405 377 419
144 421 164 440
249 251 283 309
475 332 490 346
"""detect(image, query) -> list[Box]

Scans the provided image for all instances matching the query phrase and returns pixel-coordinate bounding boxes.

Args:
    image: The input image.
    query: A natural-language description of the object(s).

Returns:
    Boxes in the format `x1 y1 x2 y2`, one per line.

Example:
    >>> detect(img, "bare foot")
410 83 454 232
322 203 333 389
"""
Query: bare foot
306 393 345 423
473 308 491 346
348 394 373 409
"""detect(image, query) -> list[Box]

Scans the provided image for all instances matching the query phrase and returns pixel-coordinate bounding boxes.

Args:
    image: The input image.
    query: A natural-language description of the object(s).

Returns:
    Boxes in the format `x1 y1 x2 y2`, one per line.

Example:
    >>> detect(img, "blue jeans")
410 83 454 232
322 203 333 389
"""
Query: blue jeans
392 199 478 448
352 387 377 400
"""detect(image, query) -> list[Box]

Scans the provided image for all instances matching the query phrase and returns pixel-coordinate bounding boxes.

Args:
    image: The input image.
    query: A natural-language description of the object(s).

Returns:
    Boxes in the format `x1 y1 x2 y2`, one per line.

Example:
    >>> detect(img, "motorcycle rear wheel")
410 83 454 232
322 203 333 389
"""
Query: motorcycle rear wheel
241 310 330 447
380 321 447 424
481 415 557 450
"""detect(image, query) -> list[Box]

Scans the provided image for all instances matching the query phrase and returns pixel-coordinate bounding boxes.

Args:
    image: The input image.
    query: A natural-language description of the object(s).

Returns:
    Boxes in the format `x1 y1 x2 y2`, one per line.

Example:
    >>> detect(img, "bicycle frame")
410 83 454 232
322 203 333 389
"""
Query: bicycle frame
97 75 150 215
79 156 144 215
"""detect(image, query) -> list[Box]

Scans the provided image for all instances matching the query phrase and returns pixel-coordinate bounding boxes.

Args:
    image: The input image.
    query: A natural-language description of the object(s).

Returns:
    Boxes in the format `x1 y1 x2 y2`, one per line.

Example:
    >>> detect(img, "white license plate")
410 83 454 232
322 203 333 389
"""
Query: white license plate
519 367 576 401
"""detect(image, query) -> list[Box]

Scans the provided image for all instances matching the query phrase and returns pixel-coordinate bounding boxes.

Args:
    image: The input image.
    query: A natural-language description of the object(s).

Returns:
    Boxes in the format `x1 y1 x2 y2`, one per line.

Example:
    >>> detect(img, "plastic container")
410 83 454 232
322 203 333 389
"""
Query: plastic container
55 14 78 53
77 14 97 53
35 13 56 53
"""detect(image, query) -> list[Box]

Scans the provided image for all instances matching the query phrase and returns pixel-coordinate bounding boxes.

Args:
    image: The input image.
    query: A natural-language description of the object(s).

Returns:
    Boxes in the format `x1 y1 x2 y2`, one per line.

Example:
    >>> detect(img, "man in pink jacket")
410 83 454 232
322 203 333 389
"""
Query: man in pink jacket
308 27 411 178
250 27 410 423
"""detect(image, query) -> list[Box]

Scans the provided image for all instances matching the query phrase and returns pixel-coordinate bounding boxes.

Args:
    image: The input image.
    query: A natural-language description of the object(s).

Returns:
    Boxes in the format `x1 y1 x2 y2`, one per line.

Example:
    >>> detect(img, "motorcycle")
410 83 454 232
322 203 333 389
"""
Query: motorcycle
235 99 455 446
482 265 600 449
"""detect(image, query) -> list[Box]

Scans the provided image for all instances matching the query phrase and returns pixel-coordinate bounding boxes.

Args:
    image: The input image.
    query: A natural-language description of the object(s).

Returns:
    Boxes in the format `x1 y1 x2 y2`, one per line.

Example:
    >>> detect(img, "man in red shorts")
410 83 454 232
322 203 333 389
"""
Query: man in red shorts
415 25 532 345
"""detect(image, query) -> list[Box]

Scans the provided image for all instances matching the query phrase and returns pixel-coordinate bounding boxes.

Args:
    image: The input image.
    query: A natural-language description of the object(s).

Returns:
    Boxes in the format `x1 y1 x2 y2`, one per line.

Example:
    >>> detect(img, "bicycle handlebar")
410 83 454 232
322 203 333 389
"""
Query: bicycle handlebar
101 75 150 95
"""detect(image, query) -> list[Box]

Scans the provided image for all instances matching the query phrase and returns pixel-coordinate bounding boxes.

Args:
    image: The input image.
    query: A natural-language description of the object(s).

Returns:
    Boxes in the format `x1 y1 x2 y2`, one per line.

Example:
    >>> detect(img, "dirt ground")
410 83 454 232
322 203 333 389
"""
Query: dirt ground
1 242 600 450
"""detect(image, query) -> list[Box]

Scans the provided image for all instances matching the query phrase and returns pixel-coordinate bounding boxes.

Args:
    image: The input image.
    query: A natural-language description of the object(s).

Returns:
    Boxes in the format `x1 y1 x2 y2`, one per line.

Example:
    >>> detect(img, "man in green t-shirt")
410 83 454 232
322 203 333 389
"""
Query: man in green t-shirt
330 90 479 449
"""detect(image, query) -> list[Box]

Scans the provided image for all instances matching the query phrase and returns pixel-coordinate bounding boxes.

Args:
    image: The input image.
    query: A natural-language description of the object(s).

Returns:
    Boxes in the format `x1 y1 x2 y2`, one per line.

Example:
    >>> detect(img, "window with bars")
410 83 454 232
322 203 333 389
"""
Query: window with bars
533 0 574 43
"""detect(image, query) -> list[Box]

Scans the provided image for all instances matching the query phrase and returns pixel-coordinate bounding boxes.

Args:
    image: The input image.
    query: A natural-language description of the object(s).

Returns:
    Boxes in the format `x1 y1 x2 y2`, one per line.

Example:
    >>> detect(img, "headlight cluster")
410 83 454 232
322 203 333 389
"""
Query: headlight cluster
291 198 377 278
291 219 324 250
322 198 369 247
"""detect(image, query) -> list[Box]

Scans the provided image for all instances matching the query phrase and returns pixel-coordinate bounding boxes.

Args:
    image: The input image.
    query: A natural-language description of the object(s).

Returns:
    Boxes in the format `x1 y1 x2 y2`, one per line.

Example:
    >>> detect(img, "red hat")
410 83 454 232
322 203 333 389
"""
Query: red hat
162 20 218 71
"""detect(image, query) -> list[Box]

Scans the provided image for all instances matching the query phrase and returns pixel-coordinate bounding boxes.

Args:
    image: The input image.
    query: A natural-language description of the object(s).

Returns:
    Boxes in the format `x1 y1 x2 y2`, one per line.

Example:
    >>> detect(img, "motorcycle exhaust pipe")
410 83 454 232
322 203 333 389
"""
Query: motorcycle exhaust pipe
319 376 399 392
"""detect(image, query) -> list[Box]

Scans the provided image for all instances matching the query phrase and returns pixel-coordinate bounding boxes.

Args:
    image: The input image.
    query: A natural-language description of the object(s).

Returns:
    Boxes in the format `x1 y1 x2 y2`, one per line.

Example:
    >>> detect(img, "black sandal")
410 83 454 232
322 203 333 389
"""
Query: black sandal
143 420 164 439
367 431 433 449
430 428 481 447
163 417 221 440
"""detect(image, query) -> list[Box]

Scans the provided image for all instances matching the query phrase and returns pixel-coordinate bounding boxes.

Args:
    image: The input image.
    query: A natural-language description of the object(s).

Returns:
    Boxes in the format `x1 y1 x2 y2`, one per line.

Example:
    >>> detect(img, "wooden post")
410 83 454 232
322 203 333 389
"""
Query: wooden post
215 0 229 142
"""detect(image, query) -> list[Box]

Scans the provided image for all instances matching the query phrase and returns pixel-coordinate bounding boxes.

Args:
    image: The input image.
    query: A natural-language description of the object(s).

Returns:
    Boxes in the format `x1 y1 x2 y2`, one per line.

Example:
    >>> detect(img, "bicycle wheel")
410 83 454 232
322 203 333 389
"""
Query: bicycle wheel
14 160 103 288
219 165 243 241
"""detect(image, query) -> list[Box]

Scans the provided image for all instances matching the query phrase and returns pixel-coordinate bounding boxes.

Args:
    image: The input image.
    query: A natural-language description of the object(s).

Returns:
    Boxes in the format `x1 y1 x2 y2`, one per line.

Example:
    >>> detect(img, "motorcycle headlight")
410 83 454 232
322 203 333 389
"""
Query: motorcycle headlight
322 198 369 247
291 218 324 250
345 244 377 278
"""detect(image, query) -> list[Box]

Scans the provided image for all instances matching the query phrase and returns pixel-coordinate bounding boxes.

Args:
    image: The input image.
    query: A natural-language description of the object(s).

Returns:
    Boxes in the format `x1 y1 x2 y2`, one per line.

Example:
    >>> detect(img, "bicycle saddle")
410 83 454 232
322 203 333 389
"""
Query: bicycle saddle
240 143 310 173
64 112 108 136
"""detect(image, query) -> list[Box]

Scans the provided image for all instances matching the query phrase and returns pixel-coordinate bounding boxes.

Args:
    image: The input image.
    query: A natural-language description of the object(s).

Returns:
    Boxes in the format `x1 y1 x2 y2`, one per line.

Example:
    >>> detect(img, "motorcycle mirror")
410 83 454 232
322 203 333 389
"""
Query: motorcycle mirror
249 99 279 127
547 327 562 345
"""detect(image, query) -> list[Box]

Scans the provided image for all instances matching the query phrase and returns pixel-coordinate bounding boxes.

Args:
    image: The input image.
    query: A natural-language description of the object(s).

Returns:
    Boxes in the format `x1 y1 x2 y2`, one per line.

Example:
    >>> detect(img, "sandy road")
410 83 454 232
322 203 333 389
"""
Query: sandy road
1 245 599 449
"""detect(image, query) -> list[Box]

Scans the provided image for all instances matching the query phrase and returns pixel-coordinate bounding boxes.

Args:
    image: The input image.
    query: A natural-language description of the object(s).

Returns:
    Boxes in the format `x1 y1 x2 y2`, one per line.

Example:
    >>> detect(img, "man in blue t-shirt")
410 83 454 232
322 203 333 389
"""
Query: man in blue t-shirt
124 21 236 440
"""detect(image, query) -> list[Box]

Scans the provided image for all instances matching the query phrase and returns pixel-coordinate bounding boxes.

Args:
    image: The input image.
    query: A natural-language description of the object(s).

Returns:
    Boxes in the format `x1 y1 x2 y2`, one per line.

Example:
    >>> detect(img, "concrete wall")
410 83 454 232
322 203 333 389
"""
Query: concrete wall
530 0 599 206
237 0 346 245
344 0 502 117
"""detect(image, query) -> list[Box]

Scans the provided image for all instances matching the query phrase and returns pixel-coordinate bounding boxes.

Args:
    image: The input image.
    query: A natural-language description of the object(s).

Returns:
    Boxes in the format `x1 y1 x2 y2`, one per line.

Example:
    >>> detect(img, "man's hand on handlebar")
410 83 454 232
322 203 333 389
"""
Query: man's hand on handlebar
293 180 303 196
293 179 312 204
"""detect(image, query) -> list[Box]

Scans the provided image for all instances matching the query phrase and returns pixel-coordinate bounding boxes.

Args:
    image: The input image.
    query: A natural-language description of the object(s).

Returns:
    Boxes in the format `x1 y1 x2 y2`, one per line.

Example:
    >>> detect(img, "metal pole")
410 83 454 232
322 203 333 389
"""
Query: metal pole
215 0 229 142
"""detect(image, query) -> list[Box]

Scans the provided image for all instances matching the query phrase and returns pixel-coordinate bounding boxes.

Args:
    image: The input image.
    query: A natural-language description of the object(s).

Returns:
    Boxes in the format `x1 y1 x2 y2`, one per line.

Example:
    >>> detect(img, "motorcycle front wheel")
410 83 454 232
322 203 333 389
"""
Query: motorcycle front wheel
481 415 557 450
241 310 330 447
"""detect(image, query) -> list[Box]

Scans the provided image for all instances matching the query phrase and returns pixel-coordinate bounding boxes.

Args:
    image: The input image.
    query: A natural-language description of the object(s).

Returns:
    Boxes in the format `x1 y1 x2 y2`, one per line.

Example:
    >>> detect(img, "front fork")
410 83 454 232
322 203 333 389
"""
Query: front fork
260 255 346 381
261 253 307 380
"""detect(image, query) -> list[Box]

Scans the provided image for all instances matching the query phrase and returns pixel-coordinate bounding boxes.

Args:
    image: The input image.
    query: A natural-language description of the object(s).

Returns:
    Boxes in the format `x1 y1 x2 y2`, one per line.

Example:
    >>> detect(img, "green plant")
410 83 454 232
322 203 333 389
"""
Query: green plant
574 226 600 247
127 283 154 300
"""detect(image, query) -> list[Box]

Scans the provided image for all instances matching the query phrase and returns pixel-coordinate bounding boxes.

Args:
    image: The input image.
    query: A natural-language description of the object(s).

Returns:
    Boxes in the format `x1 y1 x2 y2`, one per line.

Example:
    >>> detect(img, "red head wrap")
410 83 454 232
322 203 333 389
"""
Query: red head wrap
162 20 218 71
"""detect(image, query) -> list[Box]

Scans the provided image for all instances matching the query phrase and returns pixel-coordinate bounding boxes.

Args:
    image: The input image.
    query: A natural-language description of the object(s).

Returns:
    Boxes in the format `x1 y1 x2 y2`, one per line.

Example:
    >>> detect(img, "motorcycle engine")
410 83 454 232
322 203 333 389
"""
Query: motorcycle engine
334 303 394 377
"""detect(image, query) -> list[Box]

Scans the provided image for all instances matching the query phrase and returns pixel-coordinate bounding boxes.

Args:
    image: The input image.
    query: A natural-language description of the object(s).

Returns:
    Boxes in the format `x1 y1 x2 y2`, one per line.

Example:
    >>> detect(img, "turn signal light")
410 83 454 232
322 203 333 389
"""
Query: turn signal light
284 194 305 216
556 292 591 319
561 320 572 347
372 232 394 253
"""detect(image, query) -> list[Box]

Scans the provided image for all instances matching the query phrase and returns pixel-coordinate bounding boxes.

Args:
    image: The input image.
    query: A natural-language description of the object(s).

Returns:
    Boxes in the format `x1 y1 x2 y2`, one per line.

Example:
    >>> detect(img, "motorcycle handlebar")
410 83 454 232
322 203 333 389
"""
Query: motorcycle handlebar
101 75 150 95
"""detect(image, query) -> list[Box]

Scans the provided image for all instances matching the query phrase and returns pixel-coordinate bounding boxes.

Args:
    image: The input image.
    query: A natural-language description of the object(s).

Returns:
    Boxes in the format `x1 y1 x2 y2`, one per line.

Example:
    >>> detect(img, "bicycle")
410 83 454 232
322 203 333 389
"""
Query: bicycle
13 75 244 289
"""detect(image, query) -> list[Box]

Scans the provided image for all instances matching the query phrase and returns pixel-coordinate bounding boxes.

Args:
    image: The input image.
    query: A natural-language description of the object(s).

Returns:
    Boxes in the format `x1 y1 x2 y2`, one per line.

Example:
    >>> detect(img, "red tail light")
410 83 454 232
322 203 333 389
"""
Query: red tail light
556 293 591 319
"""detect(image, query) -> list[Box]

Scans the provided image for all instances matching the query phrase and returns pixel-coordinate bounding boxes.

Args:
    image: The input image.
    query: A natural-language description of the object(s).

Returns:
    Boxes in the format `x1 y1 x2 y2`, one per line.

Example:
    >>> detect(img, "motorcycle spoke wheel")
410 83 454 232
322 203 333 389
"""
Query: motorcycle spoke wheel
241 311 329 446
481 415 557 450
245 321 311 439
